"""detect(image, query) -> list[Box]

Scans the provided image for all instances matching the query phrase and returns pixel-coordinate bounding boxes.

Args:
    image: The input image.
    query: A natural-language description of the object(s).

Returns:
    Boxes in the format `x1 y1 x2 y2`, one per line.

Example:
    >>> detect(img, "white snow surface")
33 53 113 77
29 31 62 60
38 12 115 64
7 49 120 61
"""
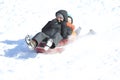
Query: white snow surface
0 0 120 80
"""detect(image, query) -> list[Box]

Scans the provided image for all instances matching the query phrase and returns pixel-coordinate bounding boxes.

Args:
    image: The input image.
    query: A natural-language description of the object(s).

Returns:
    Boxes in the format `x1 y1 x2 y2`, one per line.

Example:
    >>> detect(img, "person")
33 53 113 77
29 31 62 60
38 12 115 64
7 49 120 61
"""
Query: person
25 10 73 50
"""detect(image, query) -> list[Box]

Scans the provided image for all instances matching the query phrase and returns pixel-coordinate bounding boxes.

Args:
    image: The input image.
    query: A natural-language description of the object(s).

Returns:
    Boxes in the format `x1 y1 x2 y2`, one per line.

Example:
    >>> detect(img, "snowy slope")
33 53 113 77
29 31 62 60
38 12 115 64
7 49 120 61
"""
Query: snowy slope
0 0 120 80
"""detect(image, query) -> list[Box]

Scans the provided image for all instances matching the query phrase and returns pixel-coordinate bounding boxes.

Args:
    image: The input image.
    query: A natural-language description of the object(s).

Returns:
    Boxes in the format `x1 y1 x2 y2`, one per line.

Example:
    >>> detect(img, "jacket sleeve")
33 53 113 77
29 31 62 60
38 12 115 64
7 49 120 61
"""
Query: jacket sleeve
42 21 51 33
42 19 58 33
61 21 72 39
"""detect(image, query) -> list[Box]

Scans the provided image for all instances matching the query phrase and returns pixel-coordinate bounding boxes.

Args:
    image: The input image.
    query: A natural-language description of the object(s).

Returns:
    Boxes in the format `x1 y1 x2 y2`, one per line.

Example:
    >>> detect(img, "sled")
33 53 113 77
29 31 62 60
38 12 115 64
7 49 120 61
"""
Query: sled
25 27 81 53
35 27 81 53
35 46 64 53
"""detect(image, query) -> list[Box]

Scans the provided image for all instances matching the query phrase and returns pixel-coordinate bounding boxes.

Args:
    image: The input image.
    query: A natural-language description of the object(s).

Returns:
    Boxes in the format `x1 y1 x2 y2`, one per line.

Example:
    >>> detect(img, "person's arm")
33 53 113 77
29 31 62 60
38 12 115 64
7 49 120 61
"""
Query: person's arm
61 21 72 39
42 21 51 32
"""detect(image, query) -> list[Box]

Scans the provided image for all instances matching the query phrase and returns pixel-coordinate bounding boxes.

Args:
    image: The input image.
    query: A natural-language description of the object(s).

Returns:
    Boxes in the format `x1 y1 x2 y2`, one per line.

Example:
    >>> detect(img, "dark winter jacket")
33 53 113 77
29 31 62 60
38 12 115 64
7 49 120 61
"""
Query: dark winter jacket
42 10 73 39
42 19 61 38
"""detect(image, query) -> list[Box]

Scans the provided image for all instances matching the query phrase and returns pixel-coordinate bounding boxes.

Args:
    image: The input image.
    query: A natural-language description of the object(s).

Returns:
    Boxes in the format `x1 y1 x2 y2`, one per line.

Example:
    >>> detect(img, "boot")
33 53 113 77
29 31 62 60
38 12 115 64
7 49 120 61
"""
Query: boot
25 35 36 50
29 40 36 50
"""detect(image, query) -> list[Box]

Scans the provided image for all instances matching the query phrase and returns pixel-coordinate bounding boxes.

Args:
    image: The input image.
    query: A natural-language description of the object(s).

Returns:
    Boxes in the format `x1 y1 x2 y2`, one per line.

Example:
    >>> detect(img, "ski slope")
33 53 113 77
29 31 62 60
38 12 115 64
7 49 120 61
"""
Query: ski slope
0 0 120 80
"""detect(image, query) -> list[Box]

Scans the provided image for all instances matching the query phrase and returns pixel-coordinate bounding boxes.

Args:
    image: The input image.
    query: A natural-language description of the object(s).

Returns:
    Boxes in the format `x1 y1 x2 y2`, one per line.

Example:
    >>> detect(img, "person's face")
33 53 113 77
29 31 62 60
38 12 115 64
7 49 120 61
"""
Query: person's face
56 15 64 22
68 17 72 23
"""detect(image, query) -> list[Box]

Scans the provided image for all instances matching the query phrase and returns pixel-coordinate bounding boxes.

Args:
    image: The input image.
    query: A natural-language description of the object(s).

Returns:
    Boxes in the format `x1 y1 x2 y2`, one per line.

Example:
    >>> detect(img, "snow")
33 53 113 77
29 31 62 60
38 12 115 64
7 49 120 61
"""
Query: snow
0 0 120 80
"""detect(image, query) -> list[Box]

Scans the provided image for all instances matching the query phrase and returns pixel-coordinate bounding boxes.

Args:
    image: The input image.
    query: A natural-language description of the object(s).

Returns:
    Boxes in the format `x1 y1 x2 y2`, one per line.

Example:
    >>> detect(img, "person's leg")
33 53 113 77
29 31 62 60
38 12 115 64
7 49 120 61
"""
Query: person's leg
26 32 49 49
50 32 63 49
32 32 49 46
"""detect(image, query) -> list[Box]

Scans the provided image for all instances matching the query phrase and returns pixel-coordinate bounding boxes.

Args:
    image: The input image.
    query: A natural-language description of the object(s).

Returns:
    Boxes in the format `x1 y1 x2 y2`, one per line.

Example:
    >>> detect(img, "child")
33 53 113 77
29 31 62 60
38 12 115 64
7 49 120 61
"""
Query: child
25 10 70 50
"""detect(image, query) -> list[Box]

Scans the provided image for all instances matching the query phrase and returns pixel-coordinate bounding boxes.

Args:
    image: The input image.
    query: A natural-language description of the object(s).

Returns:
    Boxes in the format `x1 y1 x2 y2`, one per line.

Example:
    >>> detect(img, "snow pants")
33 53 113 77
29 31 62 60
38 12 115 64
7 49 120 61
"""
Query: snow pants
32 32 63 48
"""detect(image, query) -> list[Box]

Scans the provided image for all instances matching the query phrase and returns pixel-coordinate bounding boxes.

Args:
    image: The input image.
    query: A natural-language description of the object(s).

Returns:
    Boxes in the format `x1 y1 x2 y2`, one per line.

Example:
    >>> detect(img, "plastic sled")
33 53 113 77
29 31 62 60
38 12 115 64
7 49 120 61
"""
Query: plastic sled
35 27 81 53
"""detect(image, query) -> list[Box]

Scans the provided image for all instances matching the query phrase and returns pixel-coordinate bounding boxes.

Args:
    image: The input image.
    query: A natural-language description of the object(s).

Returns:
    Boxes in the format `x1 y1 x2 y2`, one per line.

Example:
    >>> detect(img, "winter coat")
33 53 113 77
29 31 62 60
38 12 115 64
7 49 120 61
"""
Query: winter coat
42 19 61 38
42 10 69 39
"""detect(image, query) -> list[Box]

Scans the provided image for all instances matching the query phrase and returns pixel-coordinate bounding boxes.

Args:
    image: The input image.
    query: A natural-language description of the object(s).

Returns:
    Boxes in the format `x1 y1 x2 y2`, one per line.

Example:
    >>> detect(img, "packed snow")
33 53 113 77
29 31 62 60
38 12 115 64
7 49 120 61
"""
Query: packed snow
0 0 120 80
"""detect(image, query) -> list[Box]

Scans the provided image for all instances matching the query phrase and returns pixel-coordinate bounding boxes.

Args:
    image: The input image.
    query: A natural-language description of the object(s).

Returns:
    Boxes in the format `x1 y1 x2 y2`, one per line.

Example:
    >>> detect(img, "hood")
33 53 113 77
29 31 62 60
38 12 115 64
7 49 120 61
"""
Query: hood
55 10 68 22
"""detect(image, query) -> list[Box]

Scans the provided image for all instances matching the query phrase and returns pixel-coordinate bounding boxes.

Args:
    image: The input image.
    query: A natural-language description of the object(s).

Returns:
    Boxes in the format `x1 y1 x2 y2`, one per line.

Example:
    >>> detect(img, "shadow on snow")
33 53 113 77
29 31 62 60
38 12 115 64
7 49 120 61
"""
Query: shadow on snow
1 39 37 59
